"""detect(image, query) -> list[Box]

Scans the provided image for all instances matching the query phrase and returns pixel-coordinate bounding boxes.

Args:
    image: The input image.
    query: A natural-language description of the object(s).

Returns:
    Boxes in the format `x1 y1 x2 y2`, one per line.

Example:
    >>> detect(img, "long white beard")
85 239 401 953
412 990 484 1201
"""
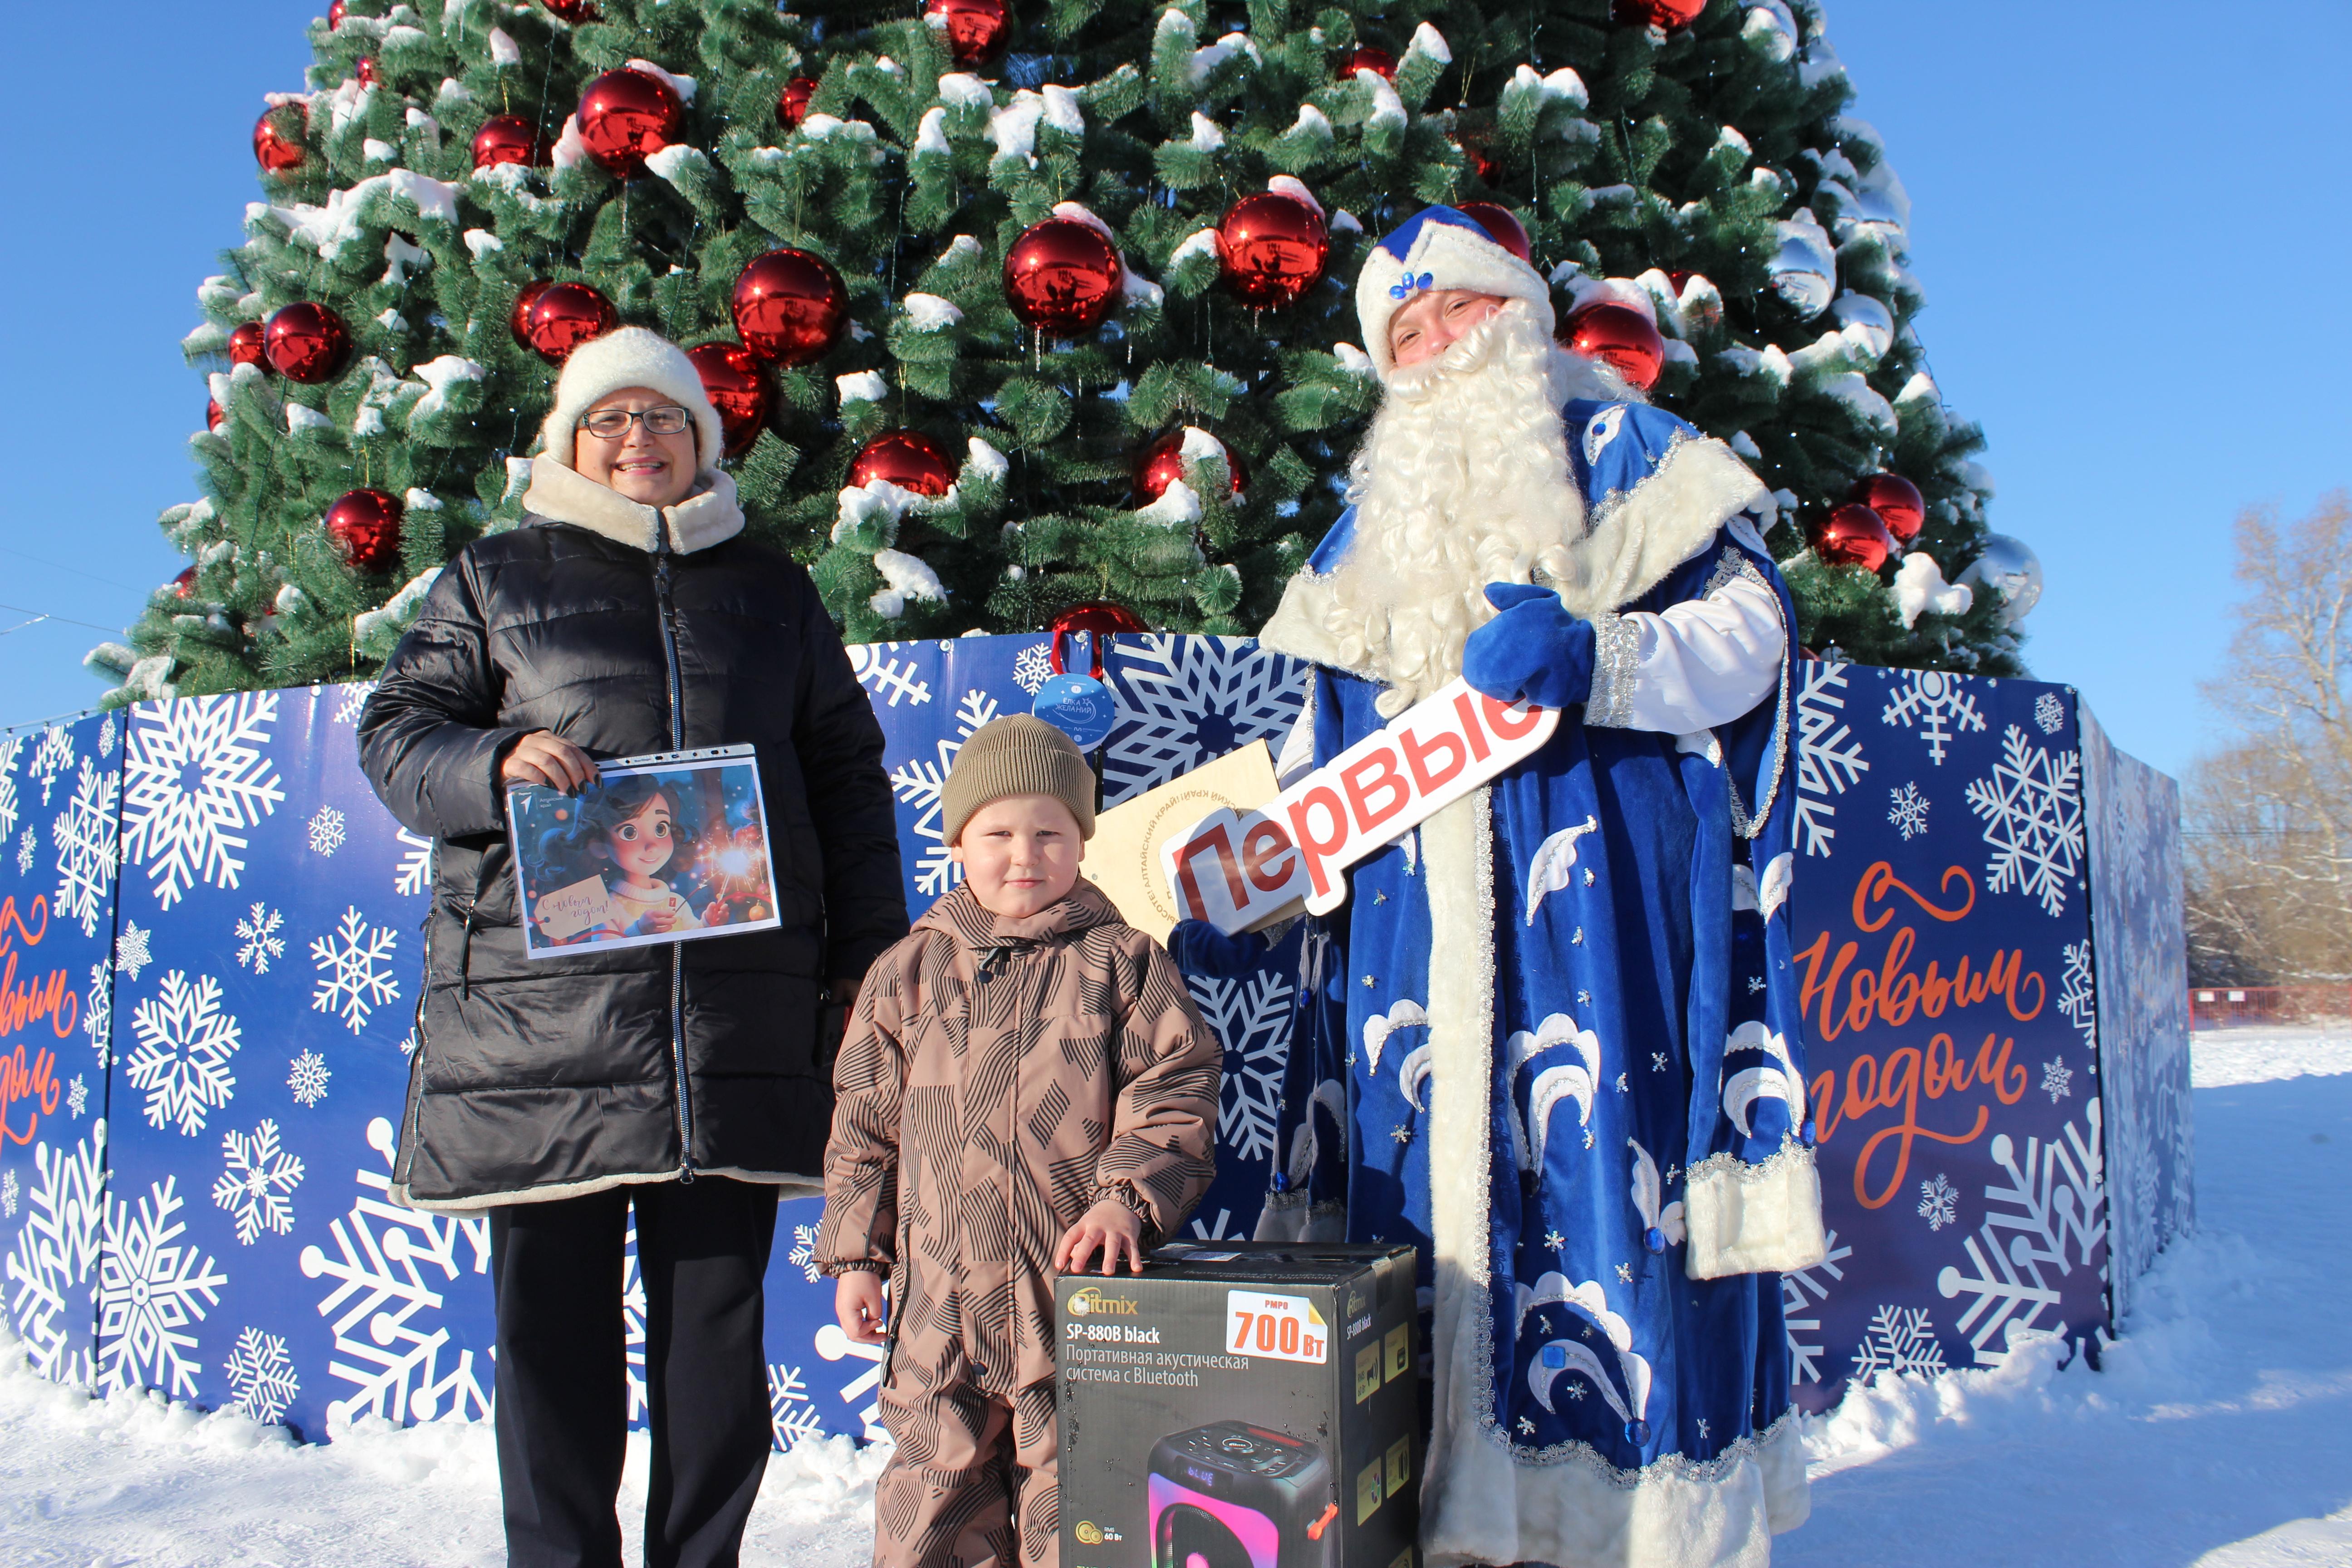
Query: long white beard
1313 302 1609 716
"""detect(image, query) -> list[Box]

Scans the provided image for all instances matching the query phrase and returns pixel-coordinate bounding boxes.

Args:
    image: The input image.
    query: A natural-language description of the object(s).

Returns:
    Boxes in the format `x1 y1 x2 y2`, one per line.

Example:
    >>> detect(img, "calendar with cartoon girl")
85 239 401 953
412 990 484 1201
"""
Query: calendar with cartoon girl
505 744 782 959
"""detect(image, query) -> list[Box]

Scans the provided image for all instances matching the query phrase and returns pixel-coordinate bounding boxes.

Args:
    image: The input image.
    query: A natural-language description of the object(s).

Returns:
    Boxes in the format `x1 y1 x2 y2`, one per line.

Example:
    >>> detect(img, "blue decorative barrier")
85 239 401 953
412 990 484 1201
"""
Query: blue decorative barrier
0 639 2190 1443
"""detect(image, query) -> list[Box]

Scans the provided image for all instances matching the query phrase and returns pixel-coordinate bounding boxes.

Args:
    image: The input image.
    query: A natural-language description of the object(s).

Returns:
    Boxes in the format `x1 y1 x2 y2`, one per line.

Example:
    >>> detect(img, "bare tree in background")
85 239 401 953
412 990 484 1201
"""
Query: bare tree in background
2184 493 2352 985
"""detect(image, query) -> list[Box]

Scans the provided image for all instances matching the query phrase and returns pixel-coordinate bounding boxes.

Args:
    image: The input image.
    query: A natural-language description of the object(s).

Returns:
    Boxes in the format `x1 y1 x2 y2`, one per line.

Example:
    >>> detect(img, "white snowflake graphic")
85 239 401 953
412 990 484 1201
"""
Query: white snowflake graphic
1184 969 1295 1166
13 829 29 875
120 692 287 908
223 1326 302 1423
82 961 111 1069
2033 691 2066 735
1936 1103 2106 1367
298 1116 493 1424
308 804 348 857
815 1320 889 1440
847 642 935 707
2040 1057 2074 1104
623 1224 649 1422
1848 1304 1947 1382
332 681 379 725
396 1026 417 1058
769 1362 827 1449
311 906 400 1033
1009 641 1057 695
123 970 243 1137
212 1118 305 1245
98 1173 229 1398
890 689 1000 897
0 734 21 841
235 903 287 973
1917 1173 1958 1231
115 920 154 981
787 1222 823 1284
98 715 117 756
2056 939 2097 1053
1100 634 1309 806
4 1125 108 1384
1886 782 1930 842
394 828 433 897
29 725 74 806
1 1169 16 1219
288 1050 332 1108
1965 725 2084 916
49 756 120 939
1188 1208 1244 1240
1793 660 1869 858
67 1076 87 1117
1880 669 1987 765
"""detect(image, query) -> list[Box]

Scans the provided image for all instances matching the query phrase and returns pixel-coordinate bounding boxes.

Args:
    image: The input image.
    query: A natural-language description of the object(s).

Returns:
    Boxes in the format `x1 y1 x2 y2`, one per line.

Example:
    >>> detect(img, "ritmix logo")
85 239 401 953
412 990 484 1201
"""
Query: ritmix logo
1069 1287 1139 1316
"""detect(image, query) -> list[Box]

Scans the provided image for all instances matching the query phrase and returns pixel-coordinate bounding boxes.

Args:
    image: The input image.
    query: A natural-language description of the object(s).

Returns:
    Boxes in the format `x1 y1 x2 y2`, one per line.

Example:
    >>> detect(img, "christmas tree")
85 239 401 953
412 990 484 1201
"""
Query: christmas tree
91 0 2038 706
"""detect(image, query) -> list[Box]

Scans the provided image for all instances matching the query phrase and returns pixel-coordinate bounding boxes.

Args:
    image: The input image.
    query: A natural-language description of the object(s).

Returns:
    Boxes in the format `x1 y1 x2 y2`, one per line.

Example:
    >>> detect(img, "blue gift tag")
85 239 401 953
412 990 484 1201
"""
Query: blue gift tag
1032 671 1117 749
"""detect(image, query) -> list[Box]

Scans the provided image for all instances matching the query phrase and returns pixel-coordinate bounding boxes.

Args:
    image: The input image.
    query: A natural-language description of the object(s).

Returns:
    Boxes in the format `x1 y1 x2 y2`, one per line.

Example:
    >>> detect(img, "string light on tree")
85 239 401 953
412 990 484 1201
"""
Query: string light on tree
576 68 684 178
731 249 849 366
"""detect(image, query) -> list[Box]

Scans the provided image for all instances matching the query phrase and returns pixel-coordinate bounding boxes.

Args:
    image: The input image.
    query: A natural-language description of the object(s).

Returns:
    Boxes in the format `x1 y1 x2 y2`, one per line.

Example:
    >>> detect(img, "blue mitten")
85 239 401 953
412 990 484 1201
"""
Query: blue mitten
1169 919 1273 978
1460 583 1597 710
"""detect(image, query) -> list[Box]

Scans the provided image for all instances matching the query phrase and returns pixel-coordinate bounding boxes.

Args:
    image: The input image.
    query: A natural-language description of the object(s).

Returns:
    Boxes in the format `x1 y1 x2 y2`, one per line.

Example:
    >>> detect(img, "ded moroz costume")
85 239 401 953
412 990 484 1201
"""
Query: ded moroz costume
1248 208 1827 1567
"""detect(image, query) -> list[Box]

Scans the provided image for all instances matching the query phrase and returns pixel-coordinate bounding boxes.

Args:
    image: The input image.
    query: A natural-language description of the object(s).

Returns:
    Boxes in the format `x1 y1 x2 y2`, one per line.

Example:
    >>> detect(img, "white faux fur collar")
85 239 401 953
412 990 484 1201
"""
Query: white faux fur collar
521 456 745 555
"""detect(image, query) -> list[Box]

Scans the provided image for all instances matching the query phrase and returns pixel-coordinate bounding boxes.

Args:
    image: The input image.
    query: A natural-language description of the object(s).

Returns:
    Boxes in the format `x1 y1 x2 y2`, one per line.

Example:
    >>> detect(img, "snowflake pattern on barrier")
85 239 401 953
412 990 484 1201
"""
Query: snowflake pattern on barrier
2034 691 2065 735
235 903 287 973
1936 1102 2107 1367
769 1362 827 1449
1886 782 1929 842
1917 1174 1957 1231
1848 1304 1948 1381
1 1171 15 1219
1184 970 1294 1165
2040 1058 2073 1103
120 692 287 908
213 1119 305 1245
311 907 400 1033
1881 669 1986 766
847 642 935 708
0 734 20 840
1793 661 1868 858
393 829 433 897
2056 940 2097 1054
99 715 117 755
298 1116 493 1424
1966 725 2084 917
288 1050 332 1108
98 1173 228 1398
29 725 74 806
50 756 121 940
223 1326 301 1423
67 1078 87 1118
889 689 1000 898
82 962 111 1068
1100 635 1308 806
13 830 29 876
1010 642 1056 695
814 1321 889 1440
332 682 378 726
123 970 243 1137
116 921 153 981
307 805 348 857
623 1224 648 1423
1189 1209 1245 1240
4 1126 108 1385
788 1222 823 1284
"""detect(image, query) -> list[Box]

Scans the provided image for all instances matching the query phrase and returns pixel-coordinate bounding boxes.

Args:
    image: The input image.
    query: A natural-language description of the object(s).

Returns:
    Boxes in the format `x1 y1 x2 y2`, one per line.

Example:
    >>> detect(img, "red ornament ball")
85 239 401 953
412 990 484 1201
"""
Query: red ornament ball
227 320 268 369
848 431 957 497
172 566 197 600
1851 473 1925 543
1216 192 1329 308
1137 429 1245 503
264 302 352 384
922 0 1010 65
354 57 377 87
511 281 617 364
1454 201 1531 263
1611 0 1706 29
325 488 405 574
1813 503 1896 573
1457 141 1500 184
540 0 598 18
253 103 306 173
1345 46 1397 78
687 342 771 459
471 114 548 170
1562 302 1664 392
731 249 849 366
327 0 345 28
777 77 818 130
206 401 225 432
1048 602 1149 637
1003 218 1123 336
576 68 685 178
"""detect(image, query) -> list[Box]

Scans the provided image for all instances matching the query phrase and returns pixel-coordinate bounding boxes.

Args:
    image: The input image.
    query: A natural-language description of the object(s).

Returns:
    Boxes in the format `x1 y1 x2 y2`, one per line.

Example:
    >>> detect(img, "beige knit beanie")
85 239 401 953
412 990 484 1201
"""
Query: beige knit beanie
942 715 1098 845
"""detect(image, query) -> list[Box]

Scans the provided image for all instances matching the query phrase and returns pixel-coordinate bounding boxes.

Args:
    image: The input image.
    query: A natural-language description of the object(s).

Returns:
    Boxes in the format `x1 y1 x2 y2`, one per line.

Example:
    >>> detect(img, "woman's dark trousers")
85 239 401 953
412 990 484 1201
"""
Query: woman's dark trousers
490 1176 781 1568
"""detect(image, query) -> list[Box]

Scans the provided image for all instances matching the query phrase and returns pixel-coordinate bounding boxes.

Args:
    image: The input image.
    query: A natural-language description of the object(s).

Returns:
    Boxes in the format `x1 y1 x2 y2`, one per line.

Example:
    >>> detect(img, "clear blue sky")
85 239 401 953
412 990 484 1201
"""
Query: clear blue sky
3 2 2346 778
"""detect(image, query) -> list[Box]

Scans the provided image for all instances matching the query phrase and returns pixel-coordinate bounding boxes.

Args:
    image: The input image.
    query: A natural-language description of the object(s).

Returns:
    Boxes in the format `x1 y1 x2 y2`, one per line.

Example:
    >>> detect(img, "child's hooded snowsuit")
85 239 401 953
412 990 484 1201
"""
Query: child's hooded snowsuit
817 879 1220 1568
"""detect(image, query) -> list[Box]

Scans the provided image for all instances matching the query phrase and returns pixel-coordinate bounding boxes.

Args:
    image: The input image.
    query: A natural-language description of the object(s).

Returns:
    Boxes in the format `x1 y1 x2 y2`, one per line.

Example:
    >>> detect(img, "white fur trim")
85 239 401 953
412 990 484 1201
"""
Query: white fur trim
535 324 728 473
1552 431 1771 623
523 452 745 554
1357 215 1556 381
1681 1142 1828 1279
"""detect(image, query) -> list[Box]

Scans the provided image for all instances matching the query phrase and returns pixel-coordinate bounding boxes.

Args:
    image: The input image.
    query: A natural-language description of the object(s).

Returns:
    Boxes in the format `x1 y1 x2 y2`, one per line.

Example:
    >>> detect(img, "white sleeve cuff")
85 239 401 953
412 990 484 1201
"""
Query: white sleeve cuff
1592 569 1786 734
1682 1143 1828 1279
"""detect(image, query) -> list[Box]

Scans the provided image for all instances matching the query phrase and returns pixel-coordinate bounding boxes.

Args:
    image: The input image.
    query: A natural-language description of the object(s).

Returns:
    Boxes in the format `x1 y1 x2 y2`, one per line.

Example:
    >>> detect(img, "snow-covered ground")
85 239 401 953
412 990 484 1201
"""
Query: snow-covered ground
2 1031 2347 1567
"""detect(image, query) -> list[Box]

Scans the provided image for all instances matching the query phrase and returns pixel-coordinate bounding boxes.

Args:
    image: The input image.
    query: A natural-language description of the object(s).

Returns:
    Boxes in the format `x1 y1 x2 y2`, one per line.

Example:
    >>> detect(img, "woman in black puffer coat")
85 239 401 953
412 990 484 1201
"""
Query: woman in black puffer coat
358 326 906 1568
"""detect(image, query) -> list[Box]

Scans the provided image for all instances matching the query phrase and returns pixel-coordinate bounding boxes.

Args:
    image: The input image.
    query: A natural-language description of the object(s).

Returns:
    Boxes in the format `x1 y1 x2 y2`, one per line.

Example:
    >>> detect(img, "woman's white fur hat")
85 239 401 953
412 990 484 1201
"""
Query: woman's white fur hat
1355 206 1556 381
535 325 726 473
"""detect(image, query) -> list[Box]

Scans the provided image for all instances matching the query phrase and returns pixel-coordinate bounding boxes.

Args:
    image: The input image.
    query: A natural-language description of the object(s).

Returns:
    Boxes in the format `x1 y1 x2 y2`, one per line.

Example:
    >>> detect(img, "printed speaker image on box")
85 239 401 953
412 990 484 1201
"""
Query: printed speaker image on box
1058 1244 1419 1568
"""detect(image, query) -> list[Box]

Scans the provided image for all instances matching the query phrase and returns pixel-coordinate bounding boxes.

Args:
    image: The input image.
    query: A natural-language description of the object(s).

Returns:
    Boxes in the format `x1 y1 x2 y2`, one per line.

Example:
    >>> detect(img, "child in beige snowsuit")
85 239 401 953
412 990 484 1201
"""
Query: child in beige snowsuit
817 715 1221 1568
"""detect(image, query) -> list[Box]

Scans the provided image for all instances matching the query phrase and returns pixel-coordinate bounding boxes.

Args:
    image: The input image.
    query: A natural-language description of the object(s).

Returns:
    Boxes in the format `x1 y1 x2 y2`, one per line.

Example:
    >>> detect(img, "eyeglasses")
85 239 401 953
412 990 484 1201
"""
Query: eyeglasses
581 405 691 439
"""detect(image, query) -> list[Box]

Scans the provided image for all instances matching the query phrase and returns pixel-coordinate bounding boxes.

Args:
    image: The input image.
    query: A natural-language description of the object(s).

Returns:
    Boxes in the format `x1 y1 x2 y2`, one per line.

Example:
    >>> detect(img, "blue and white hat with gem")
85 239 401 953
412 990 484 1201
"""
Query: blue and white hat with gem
1355 205 1556 380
